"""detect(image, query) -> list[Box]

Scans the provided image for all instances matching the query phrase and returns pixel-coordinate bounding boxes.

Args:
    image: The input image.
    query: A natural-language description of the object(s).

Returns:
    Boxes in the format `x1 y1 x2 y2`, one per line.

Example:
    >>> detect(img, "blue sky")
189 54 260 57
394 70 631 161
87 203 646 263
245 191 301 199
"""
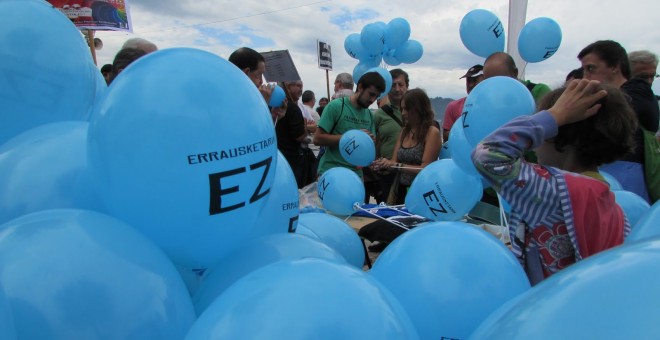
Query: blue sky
94 0 660 101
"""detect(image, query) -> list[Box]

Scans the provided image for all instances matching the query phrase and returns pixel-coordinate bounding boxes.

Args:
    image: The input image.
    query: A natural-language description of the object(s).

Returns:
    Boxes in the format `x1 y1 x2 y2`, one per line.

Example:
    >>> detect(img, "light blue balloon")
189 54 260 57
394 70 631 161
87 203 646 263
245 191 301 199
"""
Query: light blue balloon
394 39 424 64
383 49 402 66
448 123 491 188
0 121 102 225
0 286 16 340
247 151 300 237
462 76 536 146
405 159 482 221
360 53 383 68
367 66 393 98
268 85 286 108
175 264 204 297
599 170 623 190
0 209 195 340
360 22 386 55
339 129 376 167
295 223 320 240
297 212 365 268
470 237 660 339
439 140 451 159
90 61 108 119
384 17 411 49
0 1 96 145
626 200 660 243
192 233 345 315
518 17 562 63
186 258 419 339
353 61 372 85
370 222 530 340
614 190 651 228
317 167 364 216
448 122 479 176
459 9 506 58
344 33 367 60
88 48 278 269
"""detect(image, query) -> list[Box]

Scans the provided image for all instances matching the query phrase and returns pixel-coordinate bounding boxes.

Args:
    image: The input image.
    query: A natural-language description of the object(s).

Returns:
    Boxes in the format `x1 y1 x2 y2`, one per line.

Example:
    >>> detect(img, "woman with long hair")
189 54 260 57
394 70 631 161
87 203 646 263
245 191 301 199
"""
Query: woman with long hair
372 88 442 204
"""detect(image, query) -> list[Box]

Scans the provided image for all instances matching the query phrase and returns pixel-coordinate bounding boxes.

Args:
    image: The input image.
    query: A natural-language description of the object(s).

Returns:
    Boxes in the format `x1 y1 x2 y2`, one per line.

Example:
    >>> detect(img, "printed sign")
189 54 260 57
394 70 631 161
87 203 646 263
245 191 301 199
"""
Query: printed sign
261 50 301 83
317 40 332 70
47 0 132 32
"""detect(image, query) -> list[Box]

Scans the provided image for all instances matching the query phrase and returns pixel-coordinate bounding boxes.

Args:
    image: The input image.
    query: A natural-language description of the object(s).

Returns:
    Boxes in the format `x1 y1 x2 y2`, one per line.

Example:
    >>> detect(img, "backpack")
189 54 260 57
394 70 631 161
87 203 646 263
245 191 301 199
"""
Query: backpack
643 128 660 203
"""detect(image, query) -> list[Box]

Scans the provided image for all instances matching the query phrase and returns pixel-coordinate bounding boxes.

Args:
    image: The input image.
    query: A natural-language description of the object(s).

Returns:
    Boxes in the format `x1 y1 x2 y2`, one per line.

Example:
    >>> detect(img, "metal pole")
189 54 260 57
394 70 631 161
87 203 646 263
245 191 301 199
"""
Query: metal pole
325 69 330 100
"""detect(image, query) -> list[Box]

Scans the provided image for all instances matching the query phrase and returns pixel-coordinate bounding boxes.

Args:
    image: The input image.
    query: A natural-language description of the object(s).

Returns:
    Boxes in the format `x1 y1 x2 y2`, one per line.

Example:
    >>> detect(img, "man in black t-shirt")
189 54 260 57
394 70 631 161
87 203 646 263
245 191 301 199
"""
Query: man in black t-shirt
275 80 314 188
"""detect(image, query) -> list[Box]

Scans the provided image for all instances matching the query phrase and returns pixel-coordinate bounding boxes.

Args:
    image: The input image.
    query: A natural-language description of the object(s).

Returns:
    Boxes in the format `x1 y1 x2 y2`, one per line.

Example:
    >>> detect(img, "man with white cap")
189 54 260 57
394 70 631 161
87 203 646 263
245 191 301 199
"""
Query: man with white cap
442 64 484 141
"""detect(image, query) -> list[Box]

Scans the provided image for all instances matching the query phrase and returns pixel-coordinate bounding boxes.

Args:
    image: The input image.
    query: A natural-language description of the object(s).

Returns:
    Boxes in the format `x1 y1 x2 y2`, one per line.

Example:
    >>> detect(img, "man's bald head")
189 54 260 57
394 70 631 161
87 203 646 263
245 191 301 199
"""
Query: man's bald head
483 52 518 79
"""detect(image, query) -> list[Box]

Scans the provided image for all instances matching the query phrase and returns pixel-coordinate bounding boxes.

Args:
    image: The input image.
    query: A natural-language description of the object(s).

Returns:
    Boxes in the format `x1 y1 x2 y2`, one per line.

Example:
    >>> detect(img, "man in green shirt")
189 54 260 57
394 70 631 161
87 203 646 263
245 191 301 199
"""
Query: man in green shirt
374 68 409 159
314 72 386 179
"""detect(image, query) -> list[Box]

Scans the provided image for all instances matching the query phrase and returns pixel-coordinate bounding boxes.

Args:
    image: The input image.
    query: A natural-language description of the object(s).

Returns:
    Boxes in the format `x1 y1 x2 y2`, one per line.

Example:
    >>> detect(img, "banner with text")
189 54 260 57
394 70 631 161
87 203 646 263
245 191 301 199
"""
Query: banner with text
317 40 332 70
261 50 301 83
47 0 132 32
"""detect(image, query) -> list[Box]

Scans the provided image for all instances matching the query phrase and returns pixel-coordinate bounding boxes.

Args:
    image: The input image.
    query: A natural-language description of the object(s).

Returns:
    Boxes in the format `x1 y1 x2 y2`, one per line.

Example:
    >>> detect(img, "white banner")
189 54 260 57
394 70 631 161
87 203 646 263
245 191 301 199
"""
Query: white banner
507 0 528 79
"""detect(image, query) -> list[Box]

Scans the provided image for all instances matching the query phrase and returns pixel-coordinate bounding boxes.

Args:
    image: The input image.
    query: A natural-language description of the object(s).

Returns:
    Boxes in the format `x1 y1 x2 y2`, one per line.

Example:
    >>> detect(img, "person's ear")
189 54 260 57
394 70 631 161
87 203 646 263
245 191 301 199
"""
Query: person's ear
242 67 251 75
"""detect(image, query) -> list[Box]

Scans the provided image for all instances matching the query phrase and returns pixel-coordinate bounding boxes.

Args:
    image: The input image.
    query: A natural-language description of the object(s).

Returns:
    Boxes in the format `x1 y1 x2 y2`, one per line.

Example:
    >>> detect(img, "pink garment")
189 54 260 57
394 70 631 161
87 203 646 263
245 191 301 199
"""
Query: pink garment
441 97 466 131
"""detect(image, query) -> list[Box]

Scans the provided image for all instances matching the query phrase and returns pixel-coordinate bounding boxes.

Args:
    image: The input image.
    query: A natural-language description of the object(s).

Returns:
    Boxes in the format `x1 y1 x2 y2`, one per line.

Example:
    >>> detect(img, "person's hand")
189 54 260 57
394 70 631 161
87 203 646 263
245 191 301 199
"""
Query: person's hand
270 100 287 123
370 157 392 173
361 129 376 144
259 83 275 103
306 119 317 133
548 79 608 126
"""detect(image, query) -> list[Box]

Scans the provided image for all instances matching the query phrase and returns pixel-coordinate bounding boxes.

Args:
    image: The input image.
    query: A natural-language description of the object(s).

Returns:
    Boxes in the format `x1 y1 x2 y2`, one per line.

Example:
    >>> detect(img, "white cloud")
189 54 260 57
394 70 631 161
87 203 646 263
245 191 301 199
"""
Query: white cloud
94 0 660 101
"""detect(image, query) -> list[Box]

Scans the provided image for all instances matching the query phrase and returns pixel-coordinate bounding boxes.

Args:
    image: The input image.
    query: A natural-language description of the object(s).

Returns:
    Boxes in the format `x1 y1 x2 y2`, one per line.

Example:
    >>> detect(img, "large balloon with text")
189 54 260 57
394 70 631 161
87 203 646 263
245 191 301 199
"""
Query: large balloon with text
0 209 195 340
370 222 530 339
186 258 419 339
360 22 387 55
344 33 368 60
0 0 98 145
246 151 300 238
518 17 562 63
459 9 506 58
0 121 101 225
88 48 277 269
470 237 660 339
405 159 482 221
317 167 365 215
340 129 376 167
462 76 536 146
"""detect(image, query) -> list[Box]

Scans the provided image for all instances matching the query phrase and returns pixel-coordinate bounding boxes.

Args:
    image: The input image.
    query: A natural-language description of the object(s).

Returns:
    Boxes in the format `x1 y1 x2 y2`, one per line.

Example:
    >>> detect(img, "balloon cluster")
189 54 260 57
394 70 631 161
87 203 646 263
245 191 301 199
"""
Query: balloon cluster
459 9 562 63
6 3 660 340
345 18 423 85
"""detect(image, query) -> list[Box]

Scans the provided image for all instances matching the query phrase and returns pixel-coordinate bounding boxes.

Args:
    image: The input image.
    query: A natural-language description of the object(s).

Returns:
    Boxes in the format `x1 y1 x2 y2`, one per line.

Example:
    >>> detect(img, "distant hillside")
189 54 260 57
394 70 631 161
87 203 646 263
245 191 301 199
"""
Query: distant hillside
430 96 455 125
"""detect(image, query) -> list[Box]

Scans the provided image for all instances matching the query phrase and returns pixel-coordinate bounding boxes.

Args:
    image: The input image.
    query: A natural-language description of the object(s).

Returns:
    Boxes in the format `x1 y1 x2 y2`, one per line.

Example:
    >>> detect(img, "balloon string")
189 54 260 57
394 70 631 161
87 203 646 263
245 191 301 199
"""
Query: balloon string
375 202 415 216
352 203 410 231
389 165 420 170
497 193 509 228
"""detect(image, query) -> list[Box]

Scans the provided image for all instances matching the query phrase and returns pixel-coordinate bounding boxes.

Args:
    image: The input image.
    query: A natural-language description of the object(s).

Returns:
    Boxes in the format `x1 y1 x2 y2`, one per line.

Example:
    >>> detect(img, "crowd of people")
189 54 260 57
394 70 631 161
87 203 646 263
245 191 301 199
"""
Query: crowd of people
103 37 659 283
